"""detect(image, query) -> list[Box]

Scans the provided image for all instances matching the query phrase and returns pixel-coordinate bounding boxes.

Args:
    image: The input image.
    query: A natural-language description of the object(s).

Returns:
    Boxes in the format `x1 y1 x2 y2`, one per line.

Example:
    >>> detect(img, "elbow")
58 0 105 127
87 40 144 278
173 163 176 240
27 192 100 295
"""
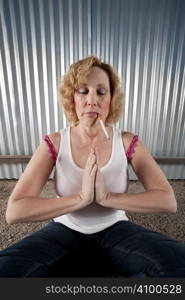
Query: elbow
168 202 177 213
165 192 177 213
156 189 177 213
5 203 19 225
166 203 177 213
5 210 16 225
6 213 13 225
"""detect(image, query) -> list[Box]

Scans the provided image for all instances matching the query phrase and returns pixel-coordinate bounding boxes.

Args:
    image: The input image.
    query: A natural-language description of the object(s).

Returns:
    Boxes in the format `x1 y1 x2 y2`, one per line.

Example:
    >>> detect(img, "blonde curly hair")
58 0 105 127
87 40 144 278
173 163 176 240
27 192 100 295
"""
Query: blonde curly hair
58 56 124 125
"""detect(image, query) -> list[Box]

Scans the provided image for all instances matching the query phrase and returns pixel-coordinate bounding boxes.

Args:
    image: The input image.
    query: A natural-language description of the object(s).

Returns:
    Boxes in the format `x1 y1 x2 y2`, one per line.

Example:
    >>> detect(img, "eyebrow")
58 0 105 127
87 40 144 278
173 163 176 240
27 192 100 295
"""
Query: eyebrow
78 83 108 88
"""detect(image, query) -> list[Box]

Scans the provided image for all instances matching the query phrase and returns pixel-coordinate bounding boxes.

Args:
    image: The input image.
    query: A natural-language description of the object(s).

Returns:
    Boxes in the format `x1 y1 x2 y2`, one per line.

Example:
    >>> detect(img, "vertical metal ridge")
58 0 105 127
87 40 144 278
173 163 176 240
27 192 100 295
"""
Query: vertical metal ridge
38 0 51 134
28 0 43 141
0 45 13 154
160 3 178 151
68 0 74 65
87 0 91 56
138 1 152 142
58 0 67 128
152 1 171 155
8 0 29 154
48 0 58 132
124 1 133 133
167 18 185 155
78 0 83 59
146 0 163 149
1 0 20 158
19 0 37 151
132 0 142 137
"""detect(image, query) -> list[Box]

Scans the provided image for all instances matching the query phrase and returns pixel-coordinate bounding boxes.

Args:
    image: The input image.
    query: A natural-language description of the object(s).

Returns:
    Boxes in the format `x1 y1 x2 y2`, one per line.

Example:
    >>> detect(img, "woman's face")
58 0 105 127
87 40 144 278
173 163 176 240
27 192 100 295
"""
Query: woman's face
74 66 111 125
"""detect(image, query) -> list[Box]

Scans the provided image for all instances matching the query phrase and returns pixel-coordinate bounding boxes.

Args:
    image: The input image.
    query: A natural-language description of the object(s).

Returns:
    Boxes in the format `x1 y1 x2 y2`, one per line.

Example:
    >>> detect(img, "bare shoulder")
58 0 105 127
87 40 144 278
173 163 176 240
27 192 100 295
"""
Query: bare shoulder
8 132 61 203
121 130 148 164
121 131 174 194
121 131 137 153
47 131 61 154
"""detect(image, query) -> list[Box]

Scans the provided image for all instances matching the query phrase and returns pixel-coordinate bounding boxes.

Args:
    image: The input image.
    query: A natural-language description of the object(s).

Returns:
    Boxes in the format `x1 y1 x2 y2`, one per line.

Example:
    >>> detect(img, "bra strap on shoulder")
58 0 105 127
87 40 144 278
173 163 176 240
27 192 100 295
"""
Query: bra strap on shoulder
44 135 57 165
126 135 139 161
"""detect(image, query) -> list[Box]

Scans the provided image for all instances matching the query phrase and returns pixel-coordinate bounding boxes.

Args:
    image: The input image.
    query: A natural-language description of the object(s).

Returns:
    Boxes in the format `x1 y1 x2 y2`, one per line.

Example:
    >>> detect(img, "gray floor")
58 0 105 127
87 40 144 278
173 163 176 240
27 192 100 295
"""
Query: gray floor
0 179 185 250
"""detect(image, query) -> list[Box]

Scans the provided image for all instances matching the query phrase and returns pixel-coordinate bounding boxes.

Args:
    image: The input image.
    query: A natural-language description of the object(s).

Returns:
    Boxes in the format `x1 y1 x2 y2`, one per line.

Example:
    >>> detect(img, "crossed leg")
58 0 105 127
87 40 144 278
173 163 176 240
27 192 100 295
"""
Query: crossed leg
0 221 85 277
96 221 185 277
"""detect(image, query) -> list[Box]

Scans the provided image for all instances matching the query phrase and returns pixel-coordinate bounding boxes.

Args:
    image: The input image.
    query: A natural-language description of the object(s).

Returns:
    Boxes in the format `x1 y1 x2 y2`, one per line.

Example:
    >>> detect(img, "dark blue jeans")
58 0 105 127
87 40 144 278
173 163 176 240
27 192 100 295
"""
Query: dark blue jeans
0 220 185 277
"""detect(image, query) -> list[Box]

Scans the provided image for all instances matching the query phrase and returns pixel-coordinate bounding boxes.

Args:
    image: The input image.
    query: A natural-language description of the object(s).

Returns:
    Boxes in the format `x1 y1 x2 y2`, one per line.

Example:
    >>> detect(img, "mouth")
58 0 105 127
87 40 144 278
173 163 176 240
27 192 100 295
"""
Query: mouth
84 112 98 116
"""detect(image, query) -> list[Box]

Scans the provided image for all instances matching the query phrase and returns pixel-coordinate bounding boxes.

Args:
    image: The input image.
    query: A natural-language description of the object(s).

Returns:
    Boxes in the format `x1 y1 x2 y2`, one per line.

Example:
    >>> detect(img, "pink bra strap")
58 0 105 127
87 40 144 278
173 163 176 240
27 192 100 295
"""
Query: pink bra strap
126 135 139 161
44 135 57 165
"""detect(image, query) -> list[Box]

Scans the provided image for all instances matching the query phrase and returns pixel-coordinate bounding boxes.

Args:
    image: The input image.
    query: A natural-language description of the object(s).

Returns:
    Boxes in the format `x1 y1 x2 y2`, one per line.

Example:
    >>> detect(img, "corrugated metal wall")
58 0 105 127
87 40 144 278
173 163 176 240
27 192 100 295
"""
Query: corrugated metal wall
0 0 185 180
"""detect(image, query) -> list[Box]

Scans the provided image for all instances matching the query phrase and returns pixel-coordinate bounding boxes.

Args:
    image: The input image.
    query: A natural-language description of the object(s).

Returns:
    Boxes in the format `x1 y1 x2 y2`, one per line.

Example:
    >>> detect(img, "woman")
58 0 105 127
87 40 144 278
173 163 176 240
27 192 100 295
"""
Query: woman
1 56 185 277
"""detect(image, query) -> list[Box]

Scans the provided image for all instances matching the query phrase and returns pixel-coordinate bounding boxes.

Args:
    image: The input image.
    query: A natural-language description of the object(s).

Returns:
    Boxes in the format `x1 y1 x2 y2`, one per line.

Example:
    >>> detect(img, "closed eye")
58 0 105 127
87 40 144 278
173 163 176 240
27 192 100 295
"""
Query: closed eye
97 88 106 95
76 87 107 95
77 88 88 94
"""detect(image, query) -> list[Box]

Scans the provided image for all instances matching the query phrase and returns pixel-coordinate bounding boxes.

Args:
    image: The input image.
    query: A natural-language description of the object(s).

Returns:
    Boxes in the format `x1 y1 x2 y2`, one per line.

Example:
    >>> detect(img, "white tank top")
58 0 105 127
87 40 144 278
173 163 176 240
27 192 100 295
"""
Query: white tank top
53 126 129 234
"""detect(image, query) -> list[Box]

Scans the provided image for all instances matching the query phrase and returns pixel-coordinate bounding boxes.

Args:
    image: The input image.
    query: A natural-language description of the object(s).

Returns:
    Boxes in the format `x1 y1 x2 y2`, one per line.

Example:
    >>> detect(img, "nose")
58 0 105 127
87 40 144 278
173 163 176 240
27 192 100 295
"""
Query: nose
87 102 97 107
87 93 98 107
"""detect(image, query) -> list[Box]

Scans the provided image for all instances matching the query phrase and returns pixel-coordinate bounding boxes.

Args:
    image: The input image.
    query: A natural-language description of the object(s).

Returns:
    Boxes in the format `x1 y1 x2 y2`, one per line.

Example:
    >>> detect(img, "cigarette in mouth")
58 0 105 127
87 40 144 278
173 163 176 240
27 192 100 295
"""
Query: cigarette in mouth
99 119 110 140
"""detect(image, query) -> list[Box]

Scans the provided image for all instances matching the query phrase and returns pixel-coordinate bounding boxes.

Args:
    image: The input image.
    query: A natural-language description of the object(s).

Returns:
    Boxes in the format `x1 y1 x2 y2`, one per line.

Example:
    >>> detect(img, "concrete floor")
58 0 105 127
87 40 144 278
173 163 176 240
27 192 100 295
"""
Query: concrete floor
0 179 185 250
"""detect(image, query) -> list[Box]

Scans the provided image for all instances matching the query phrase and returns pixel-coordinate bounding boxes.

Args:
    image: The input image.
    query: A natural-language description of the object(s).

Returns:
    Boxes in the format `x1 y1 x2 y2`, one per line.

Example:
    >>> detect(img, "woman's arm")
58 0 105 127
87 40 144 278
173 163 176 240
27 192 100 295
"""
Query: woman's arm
100 190 176 213
6 195 83 225
99 132 177 213
6 134 84 224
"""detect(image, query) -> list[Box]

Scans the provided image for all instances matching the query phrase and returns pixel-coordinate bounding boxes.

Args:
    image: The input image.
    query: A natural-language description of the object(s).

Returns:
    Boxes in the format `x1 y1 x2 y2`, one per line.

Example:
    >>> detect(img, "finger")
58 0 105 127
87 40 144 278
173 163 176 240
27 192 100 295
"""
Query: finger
89 148 96 156
88 148 96 159
87 159 97 175
87 153 96 167
91 163 97 176
86 152 95 167
90 163 97 176
95 167 100 179
90 148 95 154
94 147 100 166
87 155 96 169
85 150 97 172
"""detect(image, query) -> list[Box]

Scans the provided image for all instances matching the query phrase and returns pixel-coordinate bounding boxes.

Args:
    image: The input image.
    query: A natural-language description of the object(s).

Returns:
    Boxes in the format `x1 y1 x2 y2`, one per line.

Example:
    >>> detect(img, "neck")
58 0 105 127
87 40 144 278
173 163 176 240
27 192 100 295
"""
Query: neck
73 121 109 143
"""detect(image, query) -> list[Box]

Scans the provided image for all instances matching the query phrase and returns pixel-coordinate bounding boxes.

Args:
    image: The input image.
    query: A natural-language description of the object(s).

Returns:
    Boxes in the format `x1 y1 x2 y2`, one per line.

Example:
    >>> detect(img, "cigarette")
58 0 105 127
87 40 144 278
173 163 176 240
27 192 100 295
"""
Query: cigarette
99 119 110 140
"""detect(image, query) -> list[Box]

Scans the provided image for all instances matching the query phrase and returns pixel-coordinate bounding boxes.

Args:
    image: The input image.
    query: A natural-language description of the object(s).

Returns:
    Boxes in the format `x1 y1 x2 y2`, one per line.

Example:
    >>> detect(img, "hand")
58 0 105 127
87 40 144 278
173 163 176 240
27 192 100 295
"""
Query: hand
79 149 97 207
94 150 109 205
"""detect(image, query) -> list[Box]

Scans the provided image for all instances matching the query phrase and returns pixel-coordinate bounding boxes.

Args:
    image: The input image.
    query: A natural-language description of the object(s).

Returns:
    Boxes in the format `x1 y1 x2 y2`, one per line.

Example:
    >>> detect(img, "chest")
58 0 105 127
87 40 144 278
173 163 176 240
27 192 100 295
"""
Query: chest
70 138 112 169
